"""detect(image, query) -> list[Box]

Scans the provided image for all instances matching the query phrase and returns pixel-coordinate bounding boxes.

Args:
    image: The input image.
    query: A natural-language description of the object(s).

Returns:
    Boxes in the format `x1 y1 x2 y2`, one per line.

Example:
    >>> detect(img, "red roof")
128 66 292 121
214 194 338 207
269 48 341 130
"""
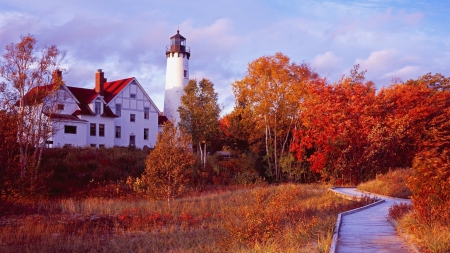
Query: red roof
103 77 134 103
66 86 119 117
73 103 95 115
158 114 170 125
47 113 88 122
19 84 57 106
102 104 118 118
67 86 98 104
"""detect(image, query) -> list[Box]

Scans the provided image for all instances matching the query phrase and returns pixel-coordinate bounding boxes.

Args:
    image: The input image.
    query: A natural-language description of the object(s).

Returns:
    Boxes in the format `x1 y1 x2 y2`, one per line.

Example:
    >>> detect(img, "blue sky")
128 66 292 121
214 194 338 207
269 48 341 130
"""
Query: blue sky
0 0 449 114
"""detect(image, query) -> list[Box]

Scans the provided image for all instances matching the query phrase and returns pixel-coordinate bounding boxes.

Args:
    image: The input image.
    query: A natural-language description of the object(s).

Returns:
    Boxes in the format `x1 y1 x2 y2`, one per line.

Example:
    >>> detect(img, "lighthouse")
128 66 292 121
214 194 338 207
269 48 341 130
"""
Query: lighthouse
164 30 190 125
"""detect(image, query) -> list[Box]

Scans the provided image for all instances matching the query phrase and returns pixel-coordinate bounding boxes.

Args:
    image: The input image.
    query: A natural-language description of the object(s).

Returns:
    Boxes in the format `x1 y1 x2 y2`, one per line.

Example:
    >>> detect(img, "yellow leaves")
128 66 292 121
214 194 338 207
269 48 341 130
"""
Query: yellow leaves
141 124 195 201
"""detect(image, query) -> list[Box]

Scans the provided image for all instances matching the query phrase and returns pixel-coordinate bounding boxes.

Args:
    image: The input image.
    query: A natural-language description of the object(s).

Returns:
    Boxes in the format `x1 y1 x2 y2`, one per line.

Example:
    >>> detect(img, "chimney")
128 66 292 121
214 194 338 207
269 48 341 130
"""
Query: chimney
53 69 63 84
95 69 106 96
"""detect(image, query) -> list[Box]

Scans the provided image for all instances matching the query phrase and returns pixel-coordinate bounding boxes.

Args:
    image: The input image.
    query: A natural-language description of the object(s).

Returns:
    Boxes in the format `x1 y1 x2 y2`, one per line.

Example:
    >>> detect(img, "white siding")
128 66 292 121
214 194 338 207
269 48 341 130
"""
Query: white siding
51 121 88 147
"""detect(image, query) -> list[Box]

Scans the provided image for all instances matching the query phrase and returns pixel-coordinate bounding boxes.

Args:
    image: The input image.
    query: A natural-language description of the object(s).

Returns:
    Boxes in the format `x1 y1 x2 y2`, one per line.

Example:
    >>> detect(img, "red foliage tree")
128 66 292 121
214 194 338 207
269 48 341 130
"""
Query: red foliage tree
291 66 377 183
408 92 450 227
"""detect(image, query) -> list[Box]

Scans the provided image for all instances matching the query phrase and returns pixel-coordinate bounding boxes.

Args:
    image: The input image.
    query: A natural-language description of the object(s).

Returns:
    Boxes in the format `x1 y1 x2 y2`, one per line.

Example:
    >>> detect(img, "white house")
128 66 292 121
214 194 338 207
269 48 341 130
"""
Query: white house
48 69 167 148
41 31 188 148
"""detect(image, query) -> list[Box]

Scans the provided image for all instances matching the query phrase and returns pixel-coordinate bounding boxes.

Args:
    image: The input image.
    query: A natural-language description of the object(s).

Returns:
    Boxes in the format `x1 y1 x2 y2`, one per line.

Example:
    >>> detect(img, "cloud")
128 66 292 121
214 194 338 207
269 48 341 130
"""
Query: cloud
355 49 397 73
312 51 342 76
0 0 448 112
382 65 420 81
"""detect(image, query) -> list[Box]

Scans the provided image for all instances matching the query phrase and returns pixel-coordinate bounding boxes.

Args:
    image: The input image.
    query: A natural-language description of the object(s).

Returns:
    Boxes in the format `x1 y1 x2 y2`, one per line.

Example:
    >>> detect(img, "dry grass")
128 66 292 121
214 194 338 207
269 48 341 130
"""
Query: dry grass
0 184 369 253
398 212 450 253
357 168 412 198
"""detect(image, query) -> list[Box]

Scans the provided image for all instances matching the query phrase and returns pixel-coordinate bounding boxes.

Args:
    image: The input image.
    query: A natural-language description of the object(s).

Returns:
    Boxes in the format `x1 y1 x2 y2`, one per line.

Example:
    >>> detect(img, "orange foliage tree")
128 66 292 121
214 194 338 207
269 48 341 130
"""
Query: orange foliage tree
141 124 196 204
232 52 317 181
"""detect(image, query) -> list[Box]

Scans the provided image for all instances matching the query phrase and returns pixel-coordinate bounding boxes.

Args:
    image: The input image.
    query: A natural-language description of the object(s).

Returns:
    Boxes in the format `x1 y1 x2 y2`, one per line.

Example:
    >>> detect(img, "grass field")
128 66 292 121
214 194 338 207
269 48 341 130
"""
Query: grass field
0 184 371 253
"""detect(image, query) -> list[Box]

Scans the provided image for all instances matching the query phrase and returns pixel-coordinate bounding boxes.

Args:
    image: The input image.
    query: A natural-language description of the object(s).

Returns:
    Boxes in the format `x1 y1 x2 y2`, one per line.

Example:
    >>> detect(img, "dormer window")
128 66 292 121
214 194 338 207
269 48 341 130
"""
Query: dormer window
95 101 101 115
57 104 64 110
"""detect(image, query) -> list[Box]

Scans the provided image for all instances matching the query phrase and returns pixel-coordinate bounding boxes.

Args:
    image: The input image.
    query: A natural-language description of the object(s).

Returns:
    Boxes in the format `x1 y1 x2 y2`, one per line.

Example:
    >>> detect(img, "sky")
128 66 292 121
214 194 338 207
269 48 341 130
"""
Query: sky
0 0 449 114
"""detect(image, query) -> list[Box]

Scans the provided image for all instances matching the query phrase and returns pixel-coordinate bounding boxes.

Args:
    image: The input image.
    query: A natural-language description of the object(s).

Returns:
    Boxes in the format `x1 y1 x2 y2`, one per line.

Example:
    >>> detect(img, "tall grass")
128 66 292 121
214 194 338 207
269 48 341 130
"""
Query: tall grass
357 168 412 198
397 213 450 253
0 184 369 252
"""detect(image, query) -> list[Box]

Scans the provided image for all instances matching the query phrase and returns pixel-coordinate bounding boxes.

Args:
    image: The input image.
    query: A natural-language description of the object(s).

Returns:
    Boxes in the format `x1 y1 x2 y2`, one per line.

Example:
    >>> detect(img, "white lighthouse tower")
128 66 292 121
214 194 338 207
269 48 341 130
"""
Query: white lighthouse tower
164 30 190 125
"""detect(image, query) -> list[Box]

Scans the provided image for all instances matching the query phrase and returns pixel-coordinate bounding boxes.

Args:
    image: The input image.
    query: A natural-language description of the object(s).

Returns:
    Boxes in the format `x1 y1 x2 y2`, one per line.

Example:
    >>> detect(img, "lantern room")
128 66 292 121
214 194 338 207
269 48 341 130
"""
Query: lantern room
166 30 190 59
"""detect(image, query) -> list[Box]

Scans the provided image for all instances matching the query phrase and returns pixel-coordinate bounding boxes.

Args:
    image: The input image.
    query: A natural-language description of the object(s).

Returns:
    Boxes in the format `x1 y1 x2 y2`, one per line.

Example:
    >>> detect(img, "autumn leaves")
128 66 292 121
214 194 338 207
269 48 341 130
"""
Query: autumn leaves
228 52 450 186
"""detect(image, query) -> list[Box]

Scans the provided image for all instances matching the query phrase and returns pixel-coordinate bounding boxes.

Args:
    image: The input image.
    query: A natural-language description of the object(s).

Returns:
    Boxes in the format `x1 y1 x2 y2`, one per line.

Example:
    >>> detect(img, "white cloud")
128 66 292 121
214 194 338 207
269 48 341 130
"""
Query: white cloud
355 49 397 73
312 51 342 76
382 65 420 81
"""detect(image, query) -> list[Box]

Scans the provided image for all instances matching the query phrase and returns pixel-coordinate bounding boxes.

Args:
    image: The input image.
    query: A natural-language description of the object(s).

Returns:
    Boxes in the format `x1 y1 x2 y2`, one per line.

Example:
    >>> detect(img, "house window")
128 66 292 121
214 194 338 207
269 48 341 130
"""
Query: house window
115 126 121 138
144 107 149 119
90 144 96 148
184 70 187 78
99 124 105 137
99 144 105 148
130 114 135 122
57 104 64 110
130 94 136 98
95 101 101 115
115 104 121 117
129 135 135 146
90 123 96 136
144 128 149 140
64 125 76 134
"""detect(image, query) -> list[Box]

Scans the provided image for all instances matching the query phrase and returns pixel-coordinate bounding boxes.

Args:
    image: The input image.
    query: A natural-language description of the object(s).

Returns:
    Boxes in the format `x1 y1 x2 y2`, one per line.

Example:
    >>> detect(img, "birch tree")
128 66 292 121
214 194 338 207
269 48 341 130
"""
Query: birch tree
232 52 317 181
178 78 221 168
0 35 66 191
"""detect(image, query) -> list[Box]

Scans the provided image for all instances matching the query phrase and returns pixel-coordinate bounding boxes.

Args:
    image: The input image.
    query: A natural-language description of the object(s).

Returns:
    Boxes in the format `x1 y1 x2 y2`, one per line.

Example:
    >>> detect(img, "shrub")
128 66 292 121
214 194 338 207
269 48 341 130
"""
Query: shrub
140 124 196 203
357 168 412 198
408 150 450 227
388 202 413 221
40 146 147 196
399 212 450 253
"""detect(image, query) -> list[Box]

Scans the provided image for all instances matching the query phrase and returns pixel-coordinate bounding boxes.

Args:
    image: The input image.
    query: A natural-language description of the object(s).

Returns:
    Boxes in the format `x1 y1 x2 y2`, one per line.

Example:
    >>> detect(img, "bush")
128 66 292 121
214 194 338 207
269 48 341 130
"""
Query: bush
357 168 412 198
388 202 413 221
40 147 148 196
408 150 450 227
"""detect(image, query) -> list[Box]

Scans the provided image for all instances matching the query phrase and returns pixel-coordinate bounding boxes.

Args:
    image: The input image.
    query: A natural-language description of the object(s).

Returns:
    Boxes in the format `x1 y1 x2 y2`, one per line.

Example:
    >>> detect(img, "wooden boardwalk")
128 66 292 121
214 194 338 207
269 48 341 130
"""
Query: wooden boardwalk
331 188 415 253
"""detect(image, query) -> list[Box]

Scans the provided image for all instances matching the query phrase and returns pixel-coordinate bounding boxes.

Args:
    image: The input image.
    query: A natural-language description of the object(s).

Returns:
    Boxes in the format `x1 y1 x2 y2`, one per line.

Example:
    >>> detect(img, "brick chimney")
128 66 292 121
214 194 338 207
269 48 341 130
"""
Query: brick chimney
53 69 63 83
95 69 106 96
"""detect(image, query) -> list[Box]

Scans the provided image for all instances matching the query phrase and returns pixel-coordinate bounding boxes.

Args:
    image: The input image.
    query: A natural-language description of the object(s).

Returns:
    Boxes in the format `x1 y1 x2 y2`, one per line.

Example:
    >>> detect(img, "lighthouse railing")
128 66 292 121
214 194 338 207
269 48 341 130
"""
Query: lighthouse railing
166 45 190 53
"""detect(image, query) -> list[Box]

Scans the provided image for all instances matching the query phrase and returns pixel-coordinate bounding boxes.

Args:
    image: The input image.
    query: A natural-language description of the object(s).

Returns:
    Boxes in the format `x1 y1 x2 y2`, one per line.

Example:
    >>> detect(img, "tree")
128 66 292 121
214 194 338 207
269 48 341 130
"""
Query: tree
408 103 450 227
0 35 66 191
0 109 20 210
291 66 377 183
232 52 317 181
178 78 221 168
141 124 196 204
219 106 260 153
360 73 450 177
